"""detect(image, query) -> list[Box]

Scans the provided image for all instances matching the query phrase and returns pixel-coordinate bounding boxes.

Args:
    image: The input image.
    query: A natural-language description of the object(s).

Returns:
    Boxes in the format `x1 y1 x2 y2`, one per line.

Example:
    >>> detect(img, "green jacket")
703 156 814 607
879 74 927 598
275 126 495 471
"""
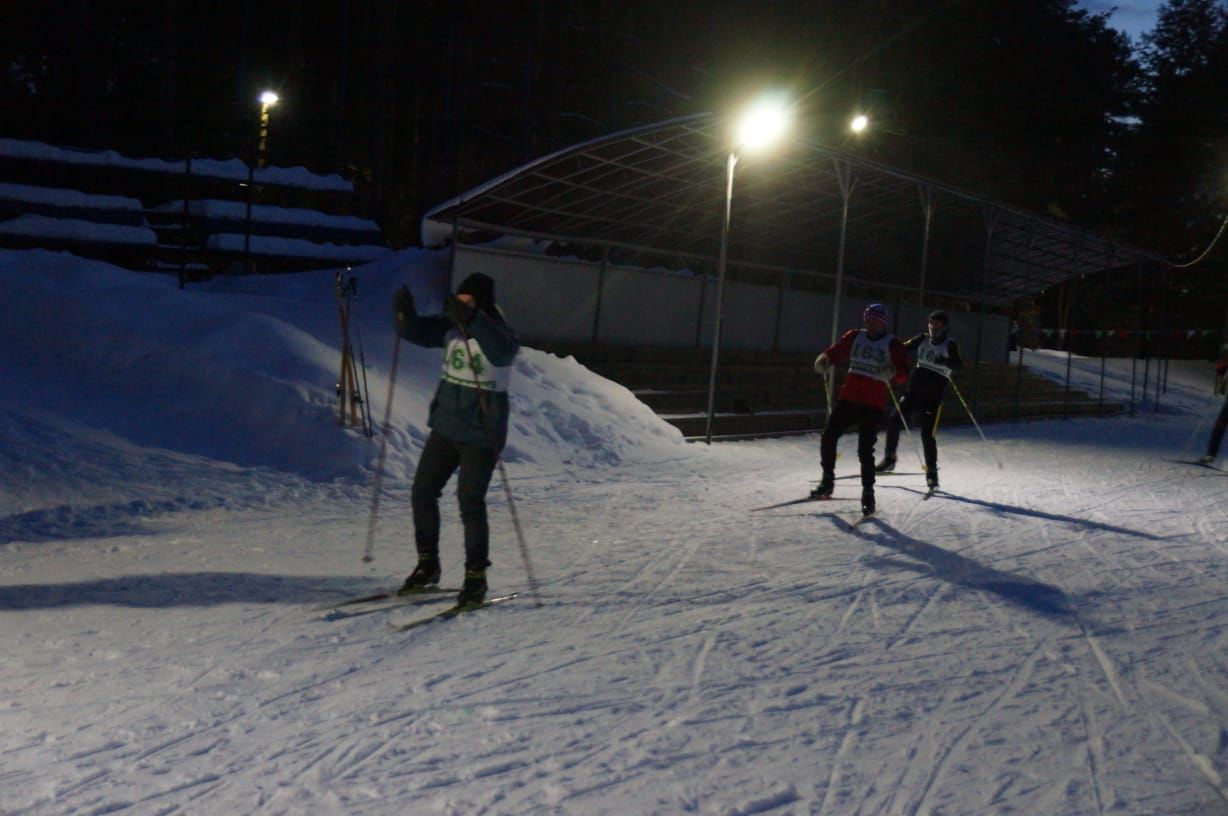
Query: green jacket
395 303 520 451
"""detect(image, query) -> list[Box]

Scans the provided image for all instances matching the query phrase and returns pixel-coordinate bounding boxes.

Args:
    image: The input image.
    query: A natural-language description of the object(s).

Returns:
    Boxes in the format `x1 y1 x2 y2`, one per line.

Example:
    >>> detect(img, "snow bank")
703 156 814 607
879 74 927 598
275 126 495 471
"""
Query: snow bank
0 247 687 486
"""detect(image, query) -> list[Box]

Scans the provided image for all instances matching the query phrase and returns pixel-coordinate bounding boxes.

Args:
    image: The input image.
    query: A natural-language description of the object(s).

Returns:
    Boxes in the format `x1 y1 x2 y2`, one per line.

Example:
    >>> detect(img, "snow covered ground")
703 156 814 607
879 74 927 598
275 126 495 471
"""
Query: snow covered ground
1 248 1226 815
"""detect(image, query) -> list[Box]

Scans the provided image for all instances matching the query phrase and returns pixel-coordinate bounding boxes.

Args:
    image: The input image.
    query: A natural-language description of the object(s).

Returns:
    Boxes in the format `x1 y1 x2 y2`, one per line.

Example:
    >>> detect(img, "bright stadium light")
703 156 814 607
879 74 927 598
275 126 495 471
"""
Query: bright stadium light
260 91 280 107
737 98 790 152
850 113 869 133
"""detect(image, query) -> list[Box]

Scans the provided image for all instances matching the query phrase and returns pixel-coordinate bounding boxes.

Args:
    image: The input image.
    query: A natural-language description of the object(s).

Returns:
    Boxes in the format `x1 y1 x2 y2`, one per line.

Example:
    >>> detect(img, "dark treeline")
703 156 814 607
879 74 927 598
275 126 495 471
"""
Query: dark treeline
1 0 1226 327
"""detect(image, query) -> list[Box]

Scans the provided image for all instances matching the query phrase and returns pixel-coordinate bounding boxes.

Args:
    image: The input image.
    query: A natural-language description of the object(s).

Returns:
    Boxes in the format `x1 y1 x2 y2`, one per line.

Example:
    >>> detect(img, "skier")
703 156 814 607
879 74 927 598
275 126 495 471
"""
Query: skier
812 303 909 515
392 272 520 607
876 309 963 490
1199 350 1228 464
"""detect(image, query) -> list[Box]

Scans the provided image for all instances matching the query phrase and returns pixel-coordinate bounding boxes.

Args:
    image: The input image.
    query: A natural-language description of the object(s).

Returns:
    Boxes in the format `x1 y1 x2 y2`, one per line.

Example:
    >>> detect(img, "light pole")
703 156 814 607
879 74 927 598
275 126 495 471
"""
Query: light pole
825 115 870 415
703 98 789 444
244 90 279 274
257 90 279 168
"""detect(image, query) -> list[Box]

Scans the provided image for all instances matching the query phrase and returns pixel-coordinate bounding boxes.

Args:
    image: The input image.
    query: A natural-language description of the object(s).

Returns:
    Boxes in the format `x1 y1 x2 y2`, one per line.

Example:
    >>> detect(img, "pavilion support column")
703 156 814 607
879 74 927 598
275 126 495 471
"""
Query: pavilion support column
829 159 855 347
975 205 999 416
917 184 934 309
1062 242 1081 420
1014 235 1036 424
1098 260 1111 413
591 246 607 343
772 271 788 352
695 264 709 350
1158 264 1169 408
1141 266 1152 408
1130 262 1142 416
448 217 460 284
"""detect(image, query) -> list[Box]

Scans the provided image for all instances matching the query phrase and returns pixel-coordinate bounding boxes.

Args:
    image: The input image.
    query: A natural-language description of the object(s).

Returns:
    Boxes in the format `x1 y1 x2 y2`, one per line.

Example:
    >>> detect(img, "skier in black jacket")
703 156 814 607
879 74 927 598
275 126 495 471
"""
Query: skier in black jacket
392 272 520 607
876 310 962 489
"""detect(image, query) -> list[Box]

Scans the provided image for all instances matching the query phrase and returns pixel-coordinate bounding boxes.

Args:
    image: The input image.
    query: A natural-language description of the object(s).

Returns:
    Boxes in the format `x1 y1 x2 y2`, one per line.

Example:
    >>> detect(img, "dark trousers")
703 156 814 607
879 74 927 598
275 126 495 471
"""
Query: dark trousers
821 400 883 490
1209 399 1228 458
411 431 497 571
884 394 941 472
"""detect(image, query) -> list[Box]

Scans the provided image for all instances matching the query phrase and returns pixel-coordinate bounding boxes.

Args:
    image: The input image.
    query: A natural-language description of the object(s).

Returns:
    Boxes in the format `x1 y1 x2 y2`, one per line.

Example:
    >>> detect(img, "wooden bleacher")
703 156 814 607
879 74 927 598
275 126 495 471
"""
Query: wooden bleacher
0 139 389 281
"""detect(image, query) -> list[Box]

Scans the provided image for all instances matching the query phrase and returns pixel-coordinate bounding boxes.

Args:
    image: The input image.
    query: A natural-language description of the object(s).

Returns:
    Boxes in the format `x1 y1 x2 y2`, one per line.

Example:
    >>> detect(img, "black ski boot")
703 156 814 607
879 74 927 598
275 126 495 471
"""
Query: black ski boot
861 488 875 516
874 455 897 474
398 557 441 595
456 569 487 607
926 469 939 491
810 476 835 499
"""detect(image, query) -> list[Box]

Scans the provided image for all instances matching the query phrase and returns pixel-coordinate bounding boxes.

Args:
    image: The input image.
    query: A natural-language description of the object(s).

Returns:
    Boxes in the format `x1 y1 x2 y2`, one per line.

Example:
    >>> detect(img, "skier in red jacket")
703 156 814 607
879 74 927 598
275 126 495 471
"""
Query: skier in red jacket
811 303 909 515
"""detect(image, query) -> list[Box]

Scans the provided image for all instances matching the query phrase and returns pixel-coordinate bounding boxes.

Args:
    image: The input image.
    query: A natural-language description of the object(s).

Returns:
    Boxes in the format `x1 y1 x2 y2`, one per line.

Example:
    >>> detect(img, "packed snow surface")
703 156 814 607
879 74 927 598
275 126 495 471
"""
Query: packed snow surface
1 248 1226 815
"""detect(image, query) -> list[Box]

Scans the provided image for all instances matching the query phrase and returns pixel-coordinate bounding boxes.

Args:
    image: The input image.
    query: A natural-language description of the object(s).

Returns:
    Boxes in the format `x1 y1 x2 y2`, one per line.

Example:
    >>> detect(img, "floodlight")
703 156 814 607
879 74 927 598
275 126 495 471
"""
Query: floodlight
737 99 789 152
260 91 280 107
850 114 869 134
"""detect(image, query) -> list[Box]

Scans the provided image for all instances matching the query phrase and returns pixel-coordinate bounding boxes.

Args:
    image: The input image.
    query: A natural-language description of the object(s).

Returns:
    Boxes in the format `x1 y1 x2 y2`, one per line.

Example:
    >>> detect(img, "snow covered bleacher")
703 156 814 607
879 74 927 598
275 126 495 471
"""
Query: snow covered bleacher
0 139 390 281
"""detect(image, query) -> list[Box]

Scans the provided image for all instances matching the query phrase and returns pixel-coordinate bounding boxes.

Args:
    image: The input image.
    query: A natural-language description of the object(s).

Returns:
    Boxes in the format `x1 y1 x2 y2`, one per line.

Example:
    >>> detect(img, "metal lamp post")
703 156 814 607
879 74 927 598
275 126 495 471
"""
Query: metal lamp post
244 90 279 274
257 90 279 168
703 98 789 444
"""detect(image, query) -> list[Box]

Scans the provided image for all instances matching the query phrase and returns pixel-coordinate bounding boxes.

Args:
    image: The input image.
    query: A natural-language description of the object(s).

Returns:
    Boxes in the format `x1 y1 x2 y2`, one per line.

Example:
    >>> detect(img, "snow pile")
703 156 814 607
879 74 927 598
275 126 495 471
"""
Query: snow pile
0 247 687 492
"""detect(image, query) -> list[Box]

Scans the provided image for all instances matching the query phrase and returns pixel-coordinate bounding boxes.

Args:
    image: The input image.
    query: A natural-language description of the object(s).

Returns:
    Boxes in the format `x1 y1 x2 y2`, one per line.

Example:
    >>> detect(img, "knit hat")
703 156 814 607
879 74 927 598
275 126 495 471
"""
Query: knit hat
928 310 949 325
863 303 888 327
456 273 496 315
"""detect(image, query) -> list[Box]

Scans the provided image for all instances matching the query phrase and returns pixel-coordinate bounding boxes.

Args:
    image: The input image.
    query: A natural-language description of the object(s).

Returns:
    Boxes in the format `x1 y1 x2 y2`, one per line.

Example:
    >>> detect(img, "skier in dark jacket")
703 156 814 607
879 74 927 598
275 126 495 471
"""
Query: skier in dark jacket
1199 350 1228 465
877 310 962 489
392 272 520 607
812 303 909 515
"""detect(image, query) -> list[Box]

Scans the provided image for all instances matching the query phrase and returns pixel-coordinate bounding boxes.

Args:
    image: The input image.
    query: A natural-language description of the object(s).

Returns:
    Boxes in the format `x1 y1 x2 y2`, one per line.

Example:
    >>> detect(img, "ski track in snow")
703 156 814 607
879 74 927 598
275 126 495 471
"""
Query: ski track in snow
5 436 1228 814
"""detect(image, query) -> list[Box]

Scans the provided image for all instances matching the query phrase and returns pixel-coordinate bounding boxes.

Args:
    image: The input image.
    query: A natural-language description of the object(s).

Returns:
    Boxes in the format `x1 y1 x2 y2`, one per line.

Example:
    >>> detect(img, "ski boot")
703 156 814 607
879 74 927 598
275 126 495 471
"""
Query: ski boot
398 557 441 595
810 476 835 500
456 569 488 607
874 455 897 474
926 469 939 491
861 488 876 516
1199 454 1216 465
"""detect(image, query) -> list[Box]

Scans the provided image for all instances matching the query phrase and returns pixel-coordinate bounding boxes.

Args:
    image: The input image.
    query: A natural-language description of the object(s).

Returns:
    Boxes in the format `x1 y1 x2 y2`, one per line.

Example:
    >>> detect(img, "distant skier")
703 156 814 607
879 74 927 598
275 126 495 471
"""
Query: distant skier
812 303 909 515
877 310 963 490
1198 350 1228 465
392 273 520 607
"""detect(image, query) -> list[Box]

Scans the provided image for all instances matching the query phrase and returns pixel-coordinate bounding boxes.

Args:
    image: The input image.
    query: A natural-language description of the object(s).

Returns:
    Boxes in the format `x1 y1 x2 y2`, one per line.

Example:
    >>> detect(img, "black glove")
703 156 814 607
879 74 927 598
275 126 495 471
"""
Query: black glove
393 286 415 319
444 294 475 326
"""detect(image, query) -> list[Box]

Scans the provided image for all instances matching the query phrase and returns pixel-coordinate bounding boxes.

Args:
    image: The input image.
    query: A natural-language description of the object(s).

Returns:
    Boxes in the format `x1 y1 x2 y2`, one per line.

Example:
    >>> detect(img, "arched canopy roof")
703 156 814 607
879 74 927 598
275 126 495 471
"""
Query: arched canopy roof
422 113 1161 308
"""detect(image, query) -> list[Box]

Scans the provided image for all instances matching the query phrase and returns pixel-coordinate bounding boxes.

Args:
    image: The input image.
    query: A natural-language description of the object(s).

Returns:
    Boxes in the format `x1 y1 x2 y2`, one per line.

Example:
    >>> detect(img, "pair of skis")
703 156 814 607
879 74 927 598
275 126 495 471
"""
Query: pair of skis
1167 458 1223 472
749 494 878 526
315 587 518 630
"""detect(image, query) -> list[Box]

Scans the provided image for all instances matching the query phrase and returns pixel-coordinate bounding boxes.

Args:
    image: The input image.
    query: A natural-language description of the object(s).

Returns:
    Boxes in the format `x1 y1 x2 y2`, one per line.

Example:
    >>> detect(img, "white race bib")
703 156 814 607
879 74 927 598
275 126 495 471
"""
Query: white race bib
440 331 512 392
916 336 953 378
848 331 895 382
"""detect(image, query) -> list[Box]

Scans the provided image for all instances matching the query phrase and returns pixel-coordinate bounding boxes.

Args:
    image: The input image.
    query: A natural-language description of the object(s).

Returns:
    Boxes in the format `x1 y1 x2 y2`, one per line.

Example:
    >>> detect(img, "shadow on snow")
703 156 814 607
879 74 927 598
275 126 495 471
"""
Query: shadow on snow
835 515 1075 619
0 497 231 546
0 572 385 609
885 486 1166 540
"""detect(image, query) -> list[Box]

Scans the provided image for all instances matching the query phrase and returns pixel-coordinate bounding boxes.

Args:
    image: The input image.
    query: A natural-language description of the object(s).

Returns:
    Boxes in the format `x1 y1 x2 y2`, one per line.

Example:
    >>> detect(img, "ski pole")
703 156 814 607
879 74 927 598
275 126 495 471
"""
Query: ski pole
361 332 401 563
946 376 1003 469
820 370 831 428
887 386 925 470
454 316 542 608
